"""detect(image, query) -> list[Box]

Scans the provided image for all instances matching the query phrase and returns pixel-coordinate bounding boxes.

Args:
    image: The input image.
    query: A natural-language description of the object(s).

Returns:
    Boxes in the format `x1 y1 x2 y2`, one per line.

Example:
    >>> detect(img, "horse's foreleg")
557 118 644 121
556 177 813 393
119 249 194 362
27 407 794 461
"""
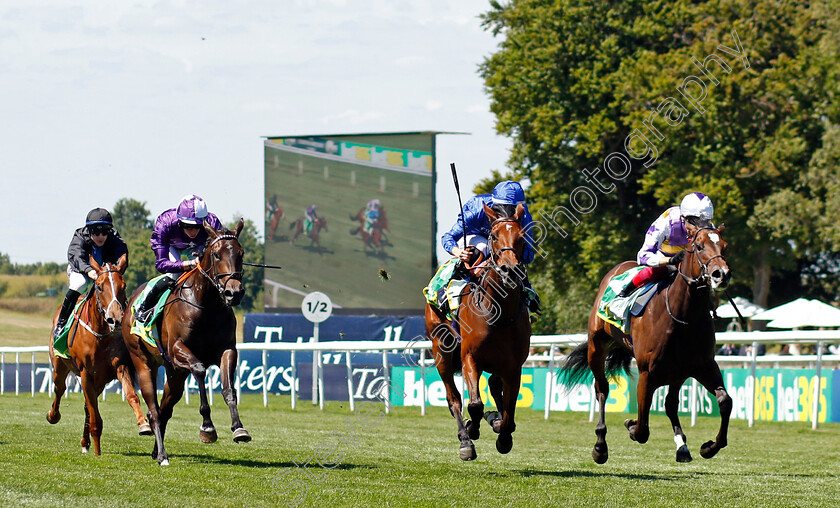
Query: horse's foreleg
495 371 521 455
80 371 103 455
115 364 151 435
171 342 216 444
434 346 473 460
665 381 692 462
626 370 652 444
461 355 483 442
47 357 70 424
695 363 731 459
220 348 251 443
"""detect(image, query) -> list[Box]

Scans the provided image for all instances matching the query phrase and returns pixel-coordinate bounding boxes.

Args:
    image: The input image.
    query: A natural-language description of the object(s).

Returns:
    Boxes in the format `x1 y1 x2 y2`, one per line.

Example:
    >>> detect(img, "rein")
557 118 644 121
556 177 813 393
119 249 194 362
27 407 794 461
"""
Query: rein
667 227 725 325
475 216 526 327
196 234 243 300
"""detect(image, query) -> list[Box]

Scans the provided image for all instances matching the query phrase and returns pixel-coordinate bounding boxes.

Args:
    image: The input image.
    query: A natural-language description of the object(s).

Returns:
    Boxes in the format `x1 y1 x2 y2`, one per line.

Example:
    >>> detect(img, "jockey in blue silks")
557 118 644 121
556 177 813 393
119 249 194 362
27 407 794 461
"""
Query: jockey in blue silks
441 180 540 314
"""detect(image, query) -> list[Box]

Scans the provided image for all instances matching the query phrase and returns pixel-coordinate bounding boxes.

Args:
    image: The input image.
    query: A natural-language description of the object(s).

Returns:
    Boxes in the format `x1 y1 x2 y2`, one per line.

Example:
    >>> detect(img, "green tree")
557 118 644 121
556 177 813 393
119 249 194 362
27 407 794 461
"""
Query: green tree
111 198 157 294
481 0 840 331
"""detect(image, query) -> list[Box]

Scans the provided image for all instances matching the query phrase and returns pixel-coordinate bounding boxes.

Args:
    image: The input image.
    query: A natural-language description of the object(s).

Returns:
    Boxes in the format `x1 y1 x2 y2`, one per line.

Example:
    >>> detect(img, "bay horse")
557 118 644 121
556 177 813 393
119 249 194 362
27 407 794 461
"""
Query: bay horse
563 223 733 463
290 216 327 247
47 254 151 455
123 221 249 466
425 203 531 461
267 203 284 241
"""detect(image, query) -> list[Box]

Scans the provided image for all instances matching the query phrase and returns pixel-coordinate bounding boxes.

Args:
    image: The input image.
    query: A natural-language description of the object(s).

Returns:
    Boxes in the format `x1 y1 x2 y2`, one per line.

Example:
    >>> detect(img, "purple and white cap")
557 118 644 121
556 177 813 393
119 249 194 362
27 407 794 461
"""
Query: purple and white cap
680 192 714 220
177 194 209 225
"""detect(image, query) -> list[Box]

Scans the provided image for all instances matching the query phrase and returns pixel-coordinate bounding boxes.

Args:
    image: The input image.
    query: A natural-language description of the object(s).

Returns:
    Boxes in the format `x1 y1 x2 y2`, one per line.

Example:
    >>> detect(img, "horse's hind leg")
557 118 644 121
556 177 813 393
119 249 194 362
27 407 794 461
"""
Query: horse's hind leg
115 364 151 435
47 357 70 424
135 360 167 465
665 381 692 462
461 355 484 442
694 363 732 459
483 373 504 433
220 348 251 442
494 370 522 455
589 340 611 464
158 367 189 444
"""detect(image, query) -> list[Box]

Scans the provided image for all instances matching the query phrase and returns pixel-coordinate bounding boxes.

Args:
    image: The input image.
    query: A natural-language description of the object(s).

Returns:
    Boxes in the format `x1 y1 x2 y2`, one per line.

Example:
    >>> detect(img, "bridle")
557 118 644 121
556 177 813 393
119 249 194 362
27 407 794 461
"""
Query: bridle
475 216 527 327
196 234 244 299
676 226 726 288
77 266 125 338
666 226 727 325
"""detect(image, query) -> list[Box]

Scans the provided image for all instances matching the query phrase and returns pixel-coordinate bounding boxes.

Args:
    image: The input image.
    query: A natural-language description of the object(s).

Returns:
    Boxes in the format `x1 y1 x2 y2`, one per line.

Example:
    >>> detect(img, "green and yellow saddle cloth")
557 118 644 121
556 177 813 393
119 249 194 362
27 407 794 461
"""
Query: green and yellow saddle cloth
423 258 540 322
596 266 661 334
304 217 314 233
129 274 176 350
53 290 94 359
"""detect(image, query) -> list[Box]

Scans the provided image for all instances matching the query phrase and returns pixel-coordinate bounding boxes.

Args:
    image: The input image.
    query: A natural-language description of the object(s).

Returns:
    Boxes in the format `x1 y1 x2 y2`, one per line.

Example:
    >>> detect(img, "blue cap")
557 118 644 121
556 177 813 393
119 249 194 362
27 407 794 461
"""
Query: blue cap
491 181 525 205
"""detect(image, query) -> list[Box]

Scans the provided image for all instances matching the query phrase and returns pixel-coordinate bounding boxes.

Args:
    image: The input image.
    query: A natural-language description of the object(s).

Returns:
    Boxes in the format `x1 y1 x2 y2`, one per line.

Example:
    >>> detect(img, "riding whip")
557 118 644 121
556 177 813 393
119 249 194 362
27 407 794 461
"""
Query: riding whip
724 289 748 330
449 162 467 252
243 262 282 269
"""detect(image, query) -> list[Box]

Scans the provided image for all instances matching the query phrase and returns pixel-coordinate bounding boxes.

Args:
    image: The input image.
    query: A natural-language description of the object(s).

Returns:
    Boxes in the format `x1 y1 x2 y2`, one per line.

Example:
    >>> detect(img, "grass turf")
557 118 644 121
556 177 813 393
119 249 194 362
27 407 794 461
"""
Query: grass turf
0 393 837 507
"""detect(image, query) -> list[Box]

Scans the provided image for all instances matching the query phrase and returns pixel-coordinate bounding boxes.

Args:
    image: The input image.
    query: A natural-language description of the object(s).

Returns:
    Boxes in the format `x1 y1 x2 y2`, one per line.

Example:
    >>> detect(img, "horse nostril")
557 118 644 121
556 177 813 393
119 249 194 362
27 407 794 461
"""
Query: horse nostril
712 270 722 280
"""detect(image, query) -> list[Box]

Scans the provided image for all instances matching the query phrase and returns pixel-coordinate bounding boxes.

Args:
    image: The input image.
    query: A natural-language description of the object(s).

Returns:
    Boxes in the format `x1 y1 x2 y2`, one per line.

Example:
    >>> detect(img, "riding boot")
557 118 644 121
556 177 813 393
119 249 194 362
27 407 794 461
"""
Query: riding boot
523 275 541 314
617 284 636 298
53 289 81 338
135 277 175 324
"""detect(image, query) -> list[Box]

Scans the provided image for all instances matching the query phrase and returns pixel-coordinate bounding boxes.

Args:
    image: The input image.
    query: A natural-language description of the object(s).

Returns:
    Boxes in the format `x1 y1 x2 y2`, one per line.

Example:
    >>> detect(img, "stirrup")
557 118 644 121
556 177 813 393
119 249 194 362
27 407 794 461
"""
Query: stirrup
53 320 67 338
135 307 154 324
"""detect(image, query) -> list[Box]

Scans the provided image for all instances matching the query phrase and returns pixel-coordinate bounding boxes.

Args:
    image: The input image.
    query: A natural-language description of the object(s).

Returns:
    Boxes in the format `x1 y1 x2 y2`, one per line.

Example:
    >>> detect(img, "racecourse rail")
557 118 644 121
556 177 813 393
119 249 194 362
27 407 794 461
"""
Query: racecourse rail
2 330 838 430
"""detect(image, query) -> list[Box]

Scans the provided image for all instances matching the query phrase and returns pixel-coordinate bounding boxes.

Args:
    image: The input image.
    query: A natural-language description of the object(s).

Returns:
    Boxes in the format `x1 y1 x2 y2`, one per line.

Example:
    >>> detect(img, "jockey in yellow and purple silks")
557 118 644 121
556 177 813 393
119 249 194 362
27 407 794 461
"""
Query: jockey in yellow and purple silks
618 192 715 297
441 180 540 313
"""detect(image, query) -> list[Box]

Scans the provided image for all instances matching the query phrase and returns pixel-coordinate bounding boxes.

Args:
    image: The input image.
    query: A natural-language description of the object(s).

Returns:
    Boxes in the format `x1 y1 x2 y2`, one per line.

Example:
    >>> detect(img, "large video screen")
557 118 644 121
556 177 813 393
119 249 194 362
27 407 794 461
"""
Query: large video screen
264 132 436 312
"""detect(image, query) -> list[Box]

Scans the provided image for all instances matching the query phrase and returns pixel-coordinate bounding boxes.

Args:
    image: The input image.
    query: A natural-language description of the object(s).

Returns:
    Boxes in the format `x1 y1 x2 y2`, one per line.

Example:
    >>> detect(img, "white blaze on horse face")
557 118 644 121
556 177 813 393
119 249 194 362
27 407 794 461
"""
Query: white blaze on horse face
708 233 720 244
505 224 513 232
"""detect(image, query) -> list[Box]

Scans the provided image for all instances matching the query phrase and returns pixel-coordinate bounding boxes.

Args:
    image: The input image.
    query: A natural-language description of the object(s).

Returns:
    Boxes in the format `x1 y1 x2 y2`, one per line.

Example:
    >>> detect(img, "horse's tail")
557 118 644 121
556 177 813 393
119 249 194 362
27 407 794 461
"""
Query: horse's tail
605 347 633 380
559 342 591 387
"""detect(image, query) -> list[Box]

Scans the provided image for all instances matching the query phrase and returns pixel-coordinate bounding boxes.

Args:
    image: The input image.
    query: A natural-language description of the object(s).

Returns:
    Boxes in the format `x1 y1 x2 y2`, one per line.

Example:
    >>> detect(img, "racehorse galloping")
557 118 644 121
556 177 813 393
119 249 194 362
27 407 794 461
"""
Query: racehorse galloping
564 224 733 464
290 216 327 247
425 203 531 461
47 255 151 455
123 221 249 465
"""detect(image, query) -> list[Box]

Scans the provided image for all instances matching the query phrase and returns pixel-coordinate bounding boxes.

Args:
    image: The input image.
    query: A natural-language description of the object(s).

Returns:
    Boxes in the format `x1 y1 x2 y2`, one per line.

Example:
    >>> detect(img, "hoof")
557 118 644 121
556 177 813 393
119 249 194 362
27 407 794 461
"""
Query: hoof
496 433 513 455
483 411 502 433
459 443 477 461
138 423 152 436
624 419 638 442
233 428 252 443
676 444 693 463
47 412 61 424
199 427 218 444
700 440 719 459
81 447 89 454
592 444 609 464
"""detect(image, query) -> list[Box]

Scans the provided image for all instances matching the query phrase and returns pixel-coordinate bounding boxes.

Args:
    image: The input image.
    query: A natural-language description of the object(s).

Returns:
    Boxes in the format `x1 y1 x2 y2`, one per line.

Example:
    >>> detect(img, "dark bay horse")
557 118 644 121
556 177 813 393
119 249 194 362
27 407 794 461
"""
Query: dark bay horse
123 221 249 465
564 224 733 463
425 203 531 461
47 255 151 455
290 216 327 247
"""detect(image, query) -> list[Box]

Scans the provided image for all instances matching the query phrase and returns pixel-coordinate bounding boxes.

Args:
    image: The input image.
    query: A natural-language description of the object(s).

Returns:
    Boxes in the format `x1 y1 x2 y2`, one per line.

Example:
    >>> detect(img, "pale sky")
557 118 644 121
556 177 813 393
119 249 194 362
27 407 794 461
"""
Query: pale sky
0 0 511 265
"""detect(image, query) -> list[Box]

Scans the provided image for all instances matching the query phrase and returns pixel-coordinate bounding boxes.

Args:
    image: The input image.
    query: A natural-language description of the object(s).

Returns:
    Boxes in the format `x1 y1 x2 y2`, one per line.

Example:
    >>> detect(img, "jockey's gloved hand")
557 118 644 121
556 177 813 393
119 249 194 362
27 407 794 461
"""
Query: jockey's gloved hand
667 250 687 266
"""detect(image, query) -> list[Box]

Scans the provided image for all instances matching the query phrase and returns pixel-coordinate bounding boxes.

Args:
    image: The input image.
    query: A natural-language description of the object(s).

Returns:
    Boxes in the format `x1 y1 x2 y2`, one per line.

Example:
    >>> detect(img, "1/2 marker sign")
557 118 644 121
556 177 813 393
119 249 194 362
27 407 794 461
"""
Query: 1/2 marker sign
301 291 333 323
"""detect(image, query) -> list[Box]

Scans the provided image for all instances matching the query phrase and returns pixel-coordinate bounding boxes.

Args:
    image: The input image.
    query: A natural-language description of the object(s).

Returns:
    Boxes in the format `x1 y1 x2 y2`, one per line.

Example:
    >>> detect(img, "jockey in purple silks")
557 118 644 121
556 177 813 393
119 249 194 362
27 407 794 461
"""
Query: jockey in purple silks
618 192 715 297
441 180 541 314
134 194 223 324
54 208 129 338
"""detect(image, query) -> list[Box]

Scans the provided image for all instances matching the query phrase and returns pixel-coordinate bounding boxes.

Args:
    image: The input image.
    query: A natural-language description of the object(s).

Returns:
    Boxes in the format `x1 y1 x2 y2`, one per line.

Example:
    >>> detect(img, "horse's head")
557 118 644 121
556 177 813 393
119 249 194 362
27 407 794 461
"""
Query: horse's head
201 219 245 306
318 217 328 232
483 202 526 289
89 254 127 332
683 222 731 291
